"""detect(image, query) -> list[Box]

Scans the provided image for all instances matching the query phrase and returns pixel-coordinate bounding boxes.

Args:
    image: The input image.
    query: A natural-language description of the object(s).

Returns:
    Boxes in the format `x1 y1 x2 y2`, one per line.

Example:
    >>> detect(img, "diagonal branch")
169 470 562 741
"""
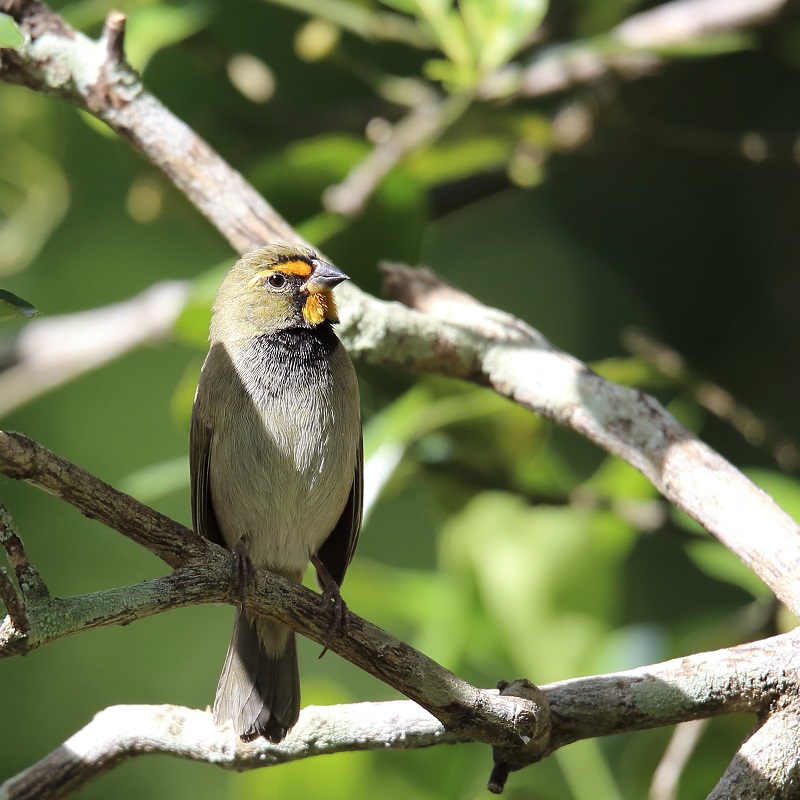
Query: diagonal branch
377 264 800 618
0 432 544 753
0 431 208 567
708 694 800 798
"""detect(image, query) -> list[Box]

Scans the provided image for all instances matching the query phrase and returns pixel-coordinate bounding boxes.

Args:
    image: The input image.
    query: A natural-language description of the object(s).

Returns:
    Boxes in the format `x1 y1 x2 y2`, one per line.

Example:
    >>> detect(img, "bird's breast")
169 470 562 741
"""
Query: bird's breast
205 328 359 576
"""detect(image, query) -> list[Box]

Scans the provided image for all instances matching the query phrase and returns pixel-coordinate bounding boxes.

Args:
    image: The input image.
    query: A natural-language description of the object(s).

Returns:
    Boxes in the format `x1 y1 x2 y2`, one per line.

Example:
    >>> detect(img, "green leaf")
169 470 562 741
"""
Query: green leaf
119 457 189 503
173 260 231 348
685 540 771 599
0 12 23 49
125 3 212 70
461 0 548 75
0 289 38 321
379 0 422 15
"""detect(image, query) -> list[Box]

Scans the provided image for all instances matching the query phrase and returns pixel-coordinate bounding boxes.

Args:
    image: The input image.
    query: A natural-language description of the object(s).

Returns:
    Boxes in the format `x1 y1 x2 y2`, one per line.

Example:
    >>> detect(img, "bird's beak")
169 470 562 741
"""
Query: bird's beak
304 259 350 295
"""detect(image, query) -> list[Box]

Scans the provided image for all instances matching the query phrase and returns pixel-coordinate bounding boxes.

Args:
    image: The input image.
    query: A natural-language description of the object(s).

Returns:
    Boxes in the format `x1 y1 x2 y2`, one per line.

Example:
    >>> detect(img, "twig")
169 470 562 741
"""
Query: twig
0 570 27 634
100 9 125 65
0 501 46 602
481 0 789 100
0 281 188 416
322 94 469 219
649 720 708 800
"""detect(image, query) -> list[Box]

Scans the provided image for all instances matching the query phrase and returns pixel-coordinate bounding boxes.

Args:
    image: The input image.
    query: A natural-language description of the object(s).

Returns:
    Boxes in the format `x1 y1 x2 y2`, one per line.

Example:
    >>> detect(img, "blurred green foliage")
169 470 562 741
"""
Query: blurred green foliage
2 0 800 797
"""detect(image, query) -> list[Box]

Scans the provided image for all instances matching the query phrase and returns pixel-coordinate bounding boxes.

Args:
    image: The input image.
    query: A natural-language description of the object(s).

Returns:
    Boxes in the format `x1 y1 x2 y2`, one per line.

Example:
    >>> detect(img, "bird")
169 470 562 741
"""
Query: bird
190 242 362 744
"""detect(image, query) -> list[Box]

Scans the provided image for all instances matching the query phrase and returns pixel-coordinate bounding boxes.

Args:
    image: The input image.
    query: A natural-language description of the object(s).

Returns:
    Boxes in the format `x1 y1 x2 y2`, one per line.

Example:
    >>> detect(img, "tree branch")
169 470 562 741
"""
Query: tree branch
377 264 800 619
0 447 545 755
4 628 799 799
2 1 798 622
2 428 799 794
483 0 790 101
0 431 207 567
0 702 459 800
0 281 188 417
708 695 800 799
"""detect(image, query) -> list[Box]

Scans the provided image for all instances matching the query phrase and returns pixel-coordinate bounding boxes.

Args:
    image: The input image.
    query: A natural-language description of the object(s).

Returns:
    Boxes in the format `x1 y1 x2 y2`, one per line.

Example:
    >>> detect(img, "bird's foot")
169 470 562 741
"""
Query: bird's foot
310 553 349 658
231 539 257 609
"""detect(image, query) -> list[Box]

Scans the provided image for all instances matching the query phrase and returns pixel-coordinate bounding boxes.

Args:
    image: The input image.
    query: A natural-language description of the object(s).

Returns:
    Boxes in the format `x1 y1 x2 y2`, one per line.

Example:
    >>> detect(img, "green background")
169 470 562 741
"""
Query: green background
2 0 800 797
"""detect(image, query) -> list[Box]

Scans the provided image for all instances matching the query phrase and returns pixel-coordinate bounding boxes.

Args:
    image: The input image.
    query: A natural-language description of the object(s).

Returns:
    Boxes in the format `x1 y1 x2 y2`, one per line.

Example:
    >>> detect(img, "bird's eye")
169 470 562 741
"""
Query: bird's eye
267 272 286 289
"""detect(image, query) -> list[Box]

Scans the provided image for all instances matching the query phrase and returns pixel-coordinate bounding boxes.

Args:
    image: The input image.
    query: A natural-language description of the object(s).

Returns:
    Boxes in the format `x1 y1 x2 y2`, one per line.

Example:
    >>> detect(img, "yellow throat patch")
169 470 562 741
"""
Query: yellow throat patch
303 291 338 325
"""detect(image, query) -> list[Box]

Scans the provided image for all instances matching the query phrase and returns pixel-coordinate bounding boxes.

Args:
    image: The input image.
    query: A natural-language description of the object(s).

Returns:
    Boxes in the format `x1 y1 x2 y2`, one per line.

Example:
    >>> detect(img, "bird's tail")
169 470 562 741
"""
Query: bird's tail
213 609 300 743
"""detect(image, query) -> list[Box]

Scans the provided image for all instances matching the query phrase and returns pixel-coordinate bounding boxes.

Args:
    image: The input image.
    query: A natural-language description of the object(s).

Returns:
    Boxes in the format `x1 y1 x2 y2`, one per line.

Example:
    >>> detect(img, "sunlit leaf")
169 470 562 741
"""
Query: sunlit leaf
0 12 23 48
0 139 70 277
170 357 204 430
643 31 754 58
408 134 513 184
440 493 635 678
0 289 38 321
686 540 771 599
463 0 548 75
173 260 231 348
379 0 422 15
119 457 189 502
363 383 504 517
125 2 212 70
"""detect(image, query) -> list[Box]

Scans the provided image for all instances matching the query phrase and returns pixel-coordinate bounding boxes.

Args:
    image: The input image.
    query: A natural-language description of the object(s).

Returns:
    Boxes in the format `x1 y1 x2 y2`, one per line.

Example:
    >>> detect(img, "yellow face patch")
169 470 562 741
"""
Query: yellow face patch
273 259 313 277
303 291 338 325
248 259 314 287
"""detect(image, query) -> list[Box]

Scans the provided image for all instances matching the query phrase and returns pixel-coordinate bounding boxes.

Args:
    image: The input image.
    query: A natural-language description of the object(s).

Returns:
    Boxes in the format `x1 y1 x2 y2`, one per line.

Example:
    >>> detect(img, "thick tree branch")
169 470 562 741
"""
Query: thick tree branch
0 431 207 567
0 446 545 755
708 695 800 799
0 702 459 800
3 628 799 799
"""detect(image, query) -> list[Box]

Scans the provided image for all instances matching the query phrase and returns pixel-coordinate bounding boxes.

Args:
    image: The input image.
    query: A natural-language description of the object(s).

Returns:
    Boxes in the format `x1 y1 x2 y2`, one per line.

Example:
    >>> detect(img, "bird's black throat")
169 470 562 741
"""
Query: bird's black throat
241 322 342 400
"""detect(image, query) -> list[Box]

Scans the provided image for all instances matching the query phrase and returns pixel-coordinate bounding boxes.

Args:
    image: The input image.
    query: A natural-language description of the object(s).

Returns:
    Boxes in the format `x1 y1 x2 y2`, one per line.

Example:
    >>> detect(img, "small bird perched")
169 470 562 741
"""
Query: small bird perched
190 243 362 743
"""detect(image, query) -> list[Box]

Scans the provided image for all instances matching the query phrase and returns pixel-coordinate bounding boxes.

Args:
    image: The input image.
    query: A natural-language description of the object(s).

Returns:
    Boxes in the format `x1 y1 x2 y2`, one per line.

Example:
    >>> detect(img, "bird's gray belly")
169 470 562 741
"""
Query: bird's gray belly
209 361 356 577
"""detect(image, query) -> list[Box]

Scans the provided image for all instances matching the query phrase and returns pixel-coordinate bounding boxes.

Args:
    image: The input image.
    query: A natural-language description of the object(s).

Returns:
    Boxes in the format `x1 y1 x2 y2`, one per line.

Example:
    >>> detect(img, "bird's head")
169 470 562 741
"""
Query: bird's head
211 243 349 341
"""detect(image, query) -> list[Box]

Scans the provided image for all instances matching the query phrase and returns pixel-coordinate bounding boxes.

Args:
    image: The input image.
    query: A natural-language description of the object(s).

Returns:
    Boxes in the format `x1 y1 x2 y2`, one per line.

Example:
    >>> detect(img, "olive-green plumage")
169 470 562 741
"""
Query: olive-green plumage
190 243 362 743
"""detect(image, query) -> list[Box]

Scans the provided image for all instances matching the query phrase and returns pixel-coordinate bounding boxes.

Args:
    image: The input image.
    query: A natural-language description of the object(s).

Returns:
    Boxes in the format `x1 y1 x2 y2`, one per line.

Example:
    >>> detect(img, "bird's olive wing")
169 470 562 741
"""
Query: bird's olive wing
189 409 225 548
315 430 363 589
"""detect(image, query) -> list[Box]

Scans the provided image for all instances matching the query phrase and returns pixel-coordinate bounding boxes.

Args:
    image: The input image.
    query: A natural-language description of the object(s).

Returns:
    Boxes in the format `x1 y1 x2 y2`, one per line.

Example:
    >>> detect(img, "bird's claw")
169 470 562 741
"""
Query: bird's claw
310 553 349 658
231 540 257 609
